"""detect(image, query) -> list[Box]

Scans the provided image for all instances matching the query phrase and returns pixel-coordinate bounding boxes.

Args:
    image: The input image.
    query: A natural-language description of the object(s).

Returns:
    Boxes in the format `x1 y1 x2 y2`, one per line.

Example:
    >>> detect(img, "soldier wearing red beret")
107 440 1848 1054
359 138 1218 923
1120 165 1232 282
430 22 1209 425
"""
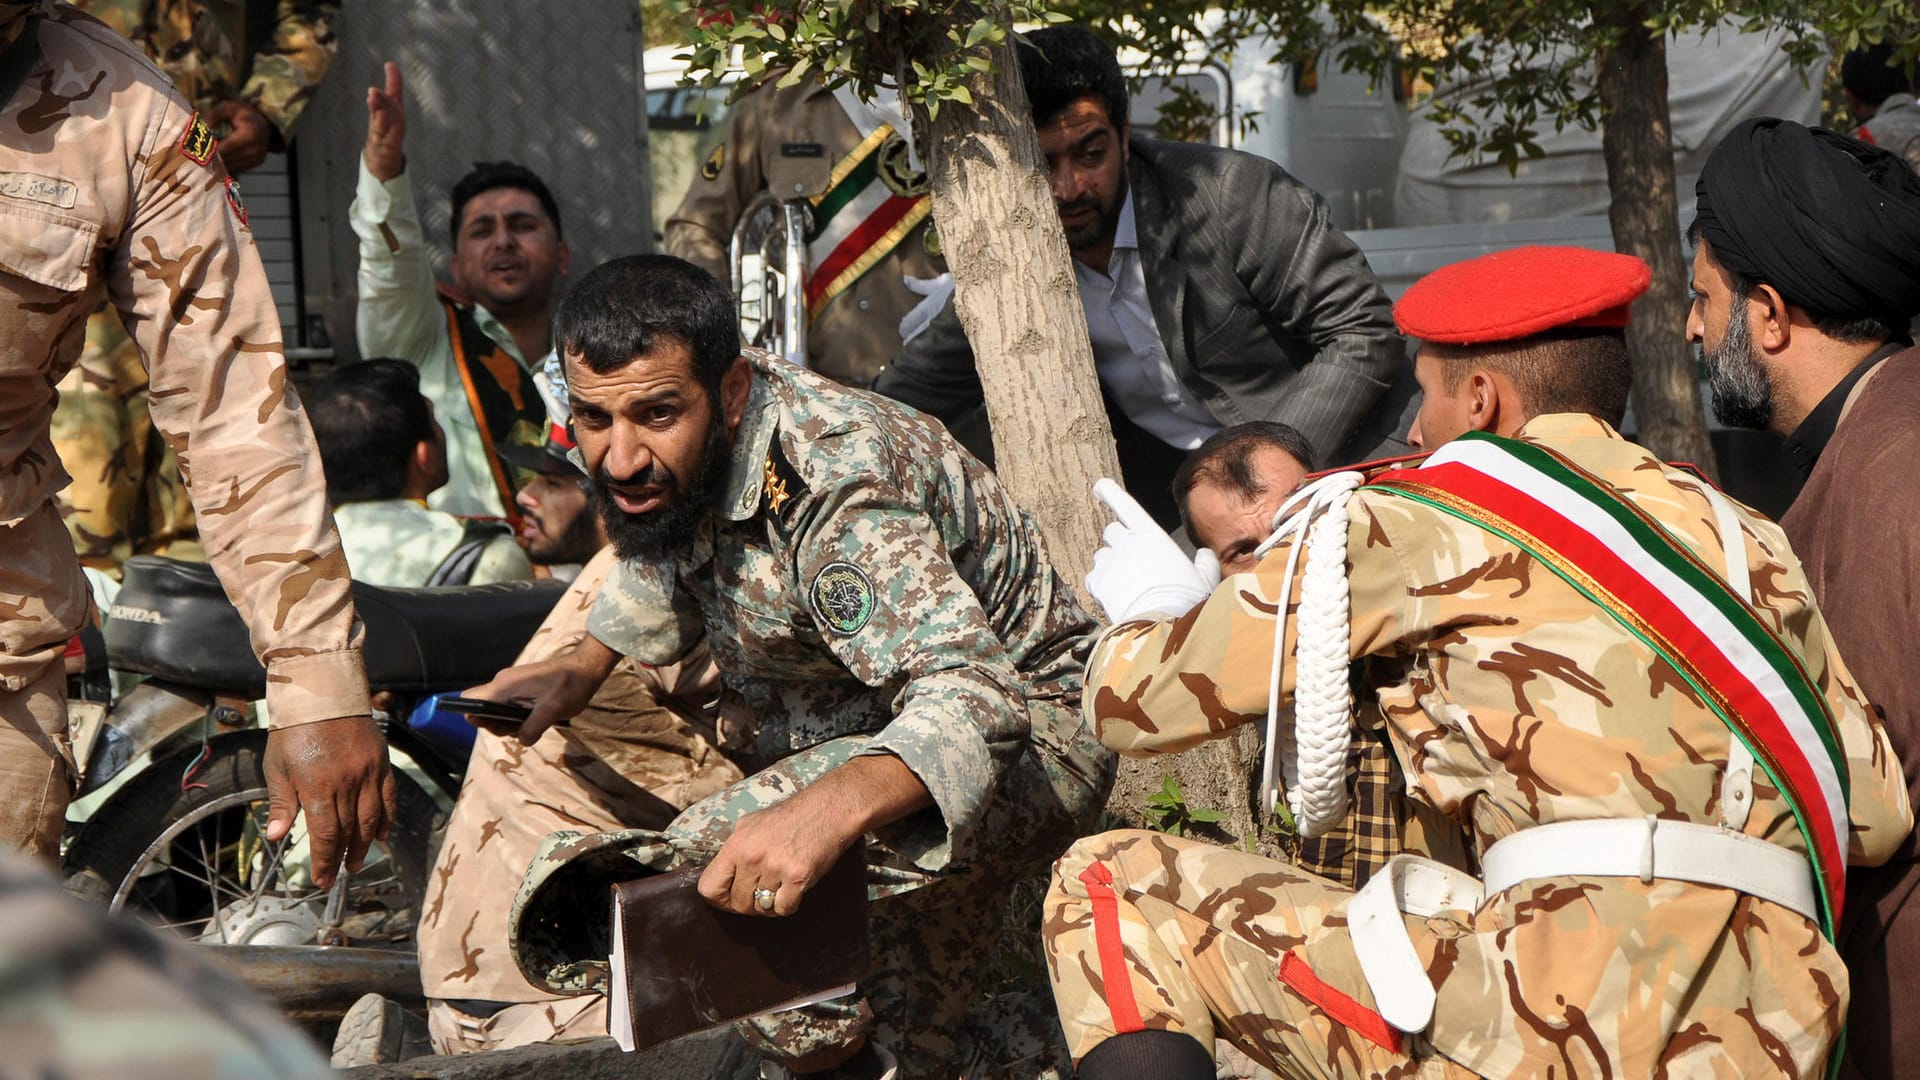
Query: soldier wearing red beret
1045 245 1911 1079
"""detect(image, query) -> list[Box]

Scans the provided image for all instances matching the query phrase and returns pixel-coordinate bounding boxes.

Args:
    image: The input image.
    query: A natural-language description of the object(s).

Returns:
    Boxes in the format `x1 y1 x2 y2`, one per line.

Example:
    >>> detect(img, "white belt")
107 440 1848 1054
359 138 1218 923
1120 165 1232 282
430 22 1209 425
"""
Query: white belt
1480 817 1818 921
1347 819 1817 1036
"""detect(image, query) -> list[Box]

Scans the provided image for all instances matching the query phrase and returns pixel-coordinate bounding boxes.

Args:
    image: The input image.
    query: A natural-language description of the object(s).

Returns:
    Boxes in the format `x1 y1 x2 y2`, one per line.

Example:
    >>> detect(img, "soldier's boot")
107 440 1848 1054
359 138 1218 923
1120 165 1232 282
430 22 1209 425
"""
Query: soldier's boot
331 992 433 1066
1075 1030 1213 1080
758 1040 898 1079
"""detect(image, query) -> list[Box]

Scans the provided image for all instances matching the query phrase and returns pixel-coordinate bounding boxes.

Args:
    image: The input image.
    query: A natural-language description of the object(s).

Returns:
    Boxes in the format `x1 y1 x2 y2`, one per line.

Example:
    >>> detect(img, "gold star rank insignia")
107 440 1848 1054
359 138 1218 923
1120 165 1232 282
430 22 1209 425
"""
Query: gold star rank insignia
763 453 792 516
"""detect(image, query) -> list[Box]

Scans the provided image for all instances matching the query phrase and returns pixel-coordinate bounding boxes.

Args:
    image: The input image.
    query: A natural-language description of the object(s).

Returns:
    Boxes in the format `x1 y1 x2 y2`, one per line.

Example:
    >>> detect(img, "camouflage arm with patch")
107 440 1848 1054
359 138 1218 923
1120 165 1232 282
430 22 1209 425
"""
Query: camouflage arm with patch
239 0 338 140
1087 497 1407 757
118 94 368 729
661 80 777 282
787 468 1035 872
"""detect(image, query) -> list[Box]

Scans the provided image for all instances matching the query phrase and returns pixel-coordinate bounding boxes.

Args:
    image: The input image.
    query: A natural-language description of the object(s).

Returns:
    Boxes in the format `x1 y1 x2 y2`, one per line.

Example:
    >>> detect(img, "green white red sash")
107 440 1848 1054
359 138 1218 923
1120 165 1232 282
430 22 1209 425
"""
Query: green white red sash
804 124 930 317
1366 432 1849 937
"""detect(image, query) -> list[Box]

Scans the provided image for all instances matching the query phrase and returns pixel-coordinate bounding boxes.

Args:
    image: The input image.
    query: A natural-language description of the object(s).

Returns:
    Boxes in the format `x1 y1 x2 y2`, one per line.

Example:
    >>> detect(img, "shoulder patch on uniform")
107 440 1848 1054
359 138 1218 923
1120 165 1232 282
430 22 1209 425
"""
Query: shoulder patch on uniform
701 144 724 180
179 111 217 167
224 174 248 226
762 443 807 523
877 131 928 197
809 561 875 636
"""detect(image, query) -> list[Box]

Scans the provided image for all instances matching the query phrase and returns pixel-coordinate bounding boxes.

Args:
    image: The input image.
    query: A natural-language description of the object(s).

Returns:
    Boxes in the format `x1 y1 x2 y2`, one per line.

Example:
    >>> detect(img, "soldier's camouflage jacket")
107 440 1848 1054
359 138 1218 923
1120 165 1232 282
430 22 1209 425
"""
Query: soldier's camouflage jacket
1085 413 1912 1075
71 0 336 140
0 3 366 727
588 350 1113 872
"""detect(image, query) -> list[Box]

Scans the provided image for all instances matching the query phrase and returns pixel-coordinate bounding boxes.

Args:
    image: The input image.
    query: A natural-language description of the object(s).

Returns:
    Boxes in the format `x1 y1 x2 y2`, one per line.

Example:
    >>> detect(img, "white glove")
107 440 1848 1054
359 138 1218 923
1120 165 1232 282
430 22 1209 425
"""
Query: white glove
898 272 954 345
1084 479 1221 623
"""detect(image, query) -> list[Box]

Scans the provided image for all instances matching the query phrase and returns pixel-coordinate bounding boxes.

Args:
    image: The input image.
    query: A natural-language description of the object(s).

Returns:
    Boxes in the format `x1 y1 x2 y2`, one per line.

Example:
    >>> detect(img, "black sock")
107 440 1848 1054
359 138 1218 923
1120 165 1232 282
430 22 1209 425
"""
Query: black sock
1076 1029 1214 1080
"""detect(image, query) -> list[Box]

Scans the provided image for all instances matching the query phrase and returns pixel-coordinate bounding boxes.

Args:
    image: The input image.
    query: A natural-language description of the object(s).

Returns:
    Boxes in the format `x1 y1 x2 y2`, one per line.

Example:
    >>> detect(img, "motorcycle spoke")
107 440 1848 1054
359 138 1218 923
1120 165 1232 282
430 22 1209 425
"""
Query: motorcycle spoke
245 833 295 906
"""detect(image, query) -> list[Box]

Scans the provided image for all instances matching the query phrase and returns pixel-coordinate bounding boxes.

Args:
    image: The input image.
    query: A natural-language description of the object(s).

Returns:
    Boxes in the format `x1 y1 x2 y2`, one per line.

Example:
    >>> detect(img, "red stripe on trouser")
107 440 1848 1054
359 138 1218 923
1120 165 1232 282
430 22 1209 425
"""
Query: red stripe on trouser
1277 952 1405 1053
1078 861 1146 1034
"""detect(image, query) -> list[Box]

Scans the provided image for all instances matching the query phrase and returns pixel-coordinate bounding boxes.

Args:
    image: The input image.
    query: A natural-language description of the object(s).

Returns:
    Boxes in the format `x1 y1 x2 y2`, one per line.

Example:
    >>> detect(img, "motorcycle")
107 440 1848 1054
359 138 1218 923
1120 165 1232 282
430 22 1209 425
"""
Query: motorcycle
60 555 564 1017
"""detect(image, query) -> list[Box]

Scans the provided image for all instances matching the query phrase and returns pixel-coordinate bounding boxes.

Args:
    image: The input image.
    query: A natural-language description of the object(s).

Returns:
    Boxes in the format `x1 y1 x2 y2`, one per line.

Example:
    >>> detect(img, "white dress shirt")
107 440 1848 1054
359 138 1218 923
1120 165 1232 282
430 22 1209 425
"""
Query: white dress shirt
1073 193 1221 450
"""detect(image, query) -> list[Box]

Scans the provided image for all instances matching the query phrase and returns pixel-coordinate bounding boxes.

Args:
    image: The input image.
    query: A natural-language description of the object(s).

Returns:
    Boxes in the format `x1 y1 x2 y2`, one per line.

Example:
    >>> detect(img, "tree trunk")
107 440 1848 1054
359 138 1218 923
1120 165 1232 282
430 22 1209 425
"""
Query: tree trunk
919 40 1122 586
917 48 1277 851
1595 10 1717 475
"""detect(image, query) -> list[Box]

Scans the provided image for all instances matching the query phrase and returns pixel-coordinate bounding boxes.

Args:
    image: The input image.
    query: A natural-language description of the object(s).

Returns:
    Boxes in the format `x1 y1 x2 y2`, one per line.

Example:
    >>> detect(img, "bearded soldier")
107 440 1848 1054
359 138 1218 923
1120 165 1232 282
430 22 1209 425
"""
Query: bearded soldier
435 255 1111 1080
1043 245 1911 1079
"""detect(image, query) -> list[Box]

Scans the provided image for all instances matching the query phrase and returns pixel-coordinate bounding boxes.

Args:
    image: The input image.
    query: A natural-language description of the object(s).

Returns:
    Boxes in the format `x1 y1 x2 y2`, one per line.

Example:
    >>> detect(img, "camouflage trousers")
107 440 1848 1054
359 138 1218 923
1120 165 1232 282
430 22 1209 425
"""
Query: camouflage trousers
510 719 1109 1080
419 652 744 1026
1046 829 1847 1079
49 306 201 576
0 847 329 1079
0 503 88 858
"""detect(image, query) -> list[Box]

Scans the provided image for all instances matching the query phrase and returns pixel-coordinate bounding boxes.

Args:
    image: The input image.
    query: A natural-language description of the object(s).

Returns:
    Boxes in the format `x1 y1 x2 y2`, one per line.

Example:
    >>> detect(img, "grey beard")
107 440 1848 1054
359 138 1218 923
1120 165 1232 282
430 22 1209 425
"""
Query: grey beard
1702 309 1774 430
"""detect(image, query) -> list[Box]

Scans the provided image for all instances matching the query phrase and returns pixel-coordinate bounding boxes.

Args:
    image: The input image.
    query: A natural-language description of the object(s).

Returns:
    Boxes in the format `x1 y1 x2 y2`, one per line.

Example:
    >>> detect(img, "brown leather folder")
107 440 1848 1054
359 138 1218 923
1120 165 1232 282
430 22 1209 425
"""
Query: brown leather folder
608 848 869 1052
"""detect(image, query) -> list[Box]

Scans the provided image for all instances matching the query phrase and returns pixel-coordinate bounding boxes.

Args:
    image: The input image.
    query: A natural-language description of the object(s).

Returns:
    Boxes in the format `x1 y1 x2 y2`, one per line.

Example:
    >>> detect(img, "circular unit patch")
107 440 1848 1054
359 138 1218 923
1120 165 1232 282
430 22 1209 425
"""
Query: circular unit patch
809 561 875 636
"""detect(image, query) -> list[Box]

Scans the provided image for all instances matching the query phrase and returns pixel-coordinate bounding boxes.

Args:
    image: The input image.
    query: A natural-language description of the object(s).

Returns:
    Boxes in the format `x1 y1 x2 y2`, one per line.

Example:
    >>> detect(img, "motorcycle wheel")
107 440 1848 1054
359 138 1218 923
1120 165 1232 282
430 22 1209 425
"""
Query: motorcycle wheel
63 729 443 950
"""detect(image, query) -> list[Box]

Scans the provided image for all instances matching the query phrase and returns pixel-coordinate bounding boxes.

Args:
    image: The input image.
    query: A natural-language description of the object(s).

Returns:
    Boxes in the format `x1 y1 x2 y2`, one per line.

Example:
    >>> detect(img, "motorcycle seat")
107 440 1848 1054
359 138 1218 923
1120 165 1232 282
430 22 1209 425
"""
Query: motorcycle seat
106 556 570 697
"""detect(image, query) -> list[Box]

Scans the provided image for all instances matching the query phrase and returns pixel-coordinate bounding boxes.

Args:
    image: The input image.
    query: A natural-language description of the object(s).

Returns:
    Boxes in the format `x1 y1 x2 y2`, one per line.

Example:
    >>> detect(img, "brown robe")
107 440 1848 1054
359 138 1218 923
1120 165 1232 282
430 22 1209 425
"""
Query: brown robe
1781 345 1920 1080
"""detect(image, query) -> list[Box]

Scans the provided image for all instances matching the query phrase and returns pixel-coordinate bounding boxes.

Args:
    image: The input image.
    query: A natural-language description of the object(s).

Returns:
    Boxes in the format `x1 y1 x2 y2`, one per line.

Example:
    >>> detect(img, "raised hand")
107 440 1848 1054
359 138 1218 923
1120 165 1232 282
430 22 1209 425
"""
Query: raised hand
363 61 407 182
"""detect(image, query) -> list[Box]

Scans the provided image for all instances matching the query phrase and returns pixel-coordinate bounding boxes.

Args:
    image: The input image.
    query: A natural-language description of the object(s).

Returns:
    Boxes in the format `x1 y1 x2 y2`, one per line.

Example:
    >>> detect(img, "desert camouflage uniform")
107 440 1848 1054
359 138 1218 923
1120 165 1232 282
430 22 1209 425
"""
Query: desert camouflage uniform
507 353 1116 1079
0 3 367 856
0 846 329 1077
52 0 337 574
419 545 743 1052
664 78 944 388
1046 413 1912 1078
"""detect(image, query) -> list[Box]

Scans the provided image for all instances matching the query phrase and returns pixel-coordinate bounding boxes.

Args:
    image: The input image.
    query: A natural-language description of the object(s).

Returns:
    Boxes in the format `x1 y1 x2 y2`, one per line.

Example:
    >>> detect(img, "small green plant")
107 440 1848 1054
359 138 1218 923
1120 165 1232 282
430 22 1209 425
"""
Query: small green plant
1141 775 1224 837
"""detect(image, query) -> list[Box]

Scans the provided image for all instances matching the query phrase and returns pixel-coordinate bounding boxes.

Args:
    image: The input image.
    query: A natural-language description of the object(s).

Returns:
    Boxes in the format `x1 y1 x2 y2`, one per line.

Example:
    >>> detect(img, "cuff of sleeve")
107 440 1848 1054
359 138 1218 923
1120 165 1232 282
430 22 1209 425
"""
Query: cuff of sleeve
352 158 405 225
860 717 999 874
262 650 370 729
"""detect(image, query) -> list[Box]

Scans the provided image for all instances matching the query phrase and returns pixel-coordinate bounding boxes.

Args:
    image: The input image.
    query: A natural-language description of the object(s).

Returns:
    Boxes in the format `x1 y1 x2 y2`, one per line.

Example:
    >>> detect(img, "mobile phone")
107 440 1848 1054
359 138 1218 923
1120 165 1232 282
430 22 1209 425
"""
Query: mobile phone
438 695 532 735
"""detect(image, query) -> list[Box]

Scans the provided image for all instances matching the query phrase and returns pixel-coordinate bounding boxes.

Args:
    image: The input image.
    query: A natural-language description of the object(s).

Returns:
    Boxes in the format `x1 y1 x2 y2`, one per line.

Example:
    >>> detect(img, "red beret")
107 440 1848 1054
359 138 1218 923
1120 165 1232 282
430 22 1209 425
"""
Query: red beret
1394 246 1653 345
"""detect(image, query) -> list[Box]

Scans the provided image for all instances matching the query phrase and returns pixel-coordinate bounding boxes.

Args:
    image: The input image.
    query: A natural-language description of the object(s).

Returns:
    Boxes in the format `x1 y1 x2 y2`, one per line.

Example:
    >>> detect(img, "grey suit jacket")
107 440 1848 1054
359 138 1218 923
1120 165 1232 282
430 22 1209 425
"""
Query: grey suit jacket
875 136 1413 468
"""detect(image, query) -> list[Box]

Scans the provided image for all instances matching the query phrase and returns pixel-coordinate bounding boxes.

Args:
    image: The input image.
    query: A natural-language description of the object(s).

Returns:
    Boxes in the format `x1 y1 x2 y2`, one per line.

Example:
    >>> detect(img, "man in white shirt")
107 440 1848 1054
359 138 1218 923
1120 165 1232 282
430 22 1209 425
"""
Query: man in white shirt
308 361 532 587
350 62 565 519
878 25 1411 526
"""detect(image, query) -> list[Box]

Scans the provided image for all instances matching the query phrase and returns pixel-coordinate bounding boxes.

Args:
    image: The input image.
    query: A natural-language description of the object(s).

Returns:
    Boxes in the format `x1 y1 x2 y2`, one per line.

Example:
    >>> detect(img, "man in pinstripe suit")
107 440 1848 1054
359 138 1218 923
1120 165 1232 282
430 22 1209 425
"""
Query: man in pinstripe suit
875 25 1412 527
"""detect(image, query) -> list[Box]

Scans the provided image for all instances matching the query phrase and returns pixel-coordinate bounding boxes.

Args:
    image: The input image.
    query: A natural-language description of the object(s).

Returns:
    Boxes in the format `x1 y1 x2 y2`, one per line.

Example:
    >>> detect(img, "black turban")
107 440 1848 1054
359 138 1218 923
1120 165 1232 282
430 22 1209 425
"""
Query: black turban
1694 116 1920 323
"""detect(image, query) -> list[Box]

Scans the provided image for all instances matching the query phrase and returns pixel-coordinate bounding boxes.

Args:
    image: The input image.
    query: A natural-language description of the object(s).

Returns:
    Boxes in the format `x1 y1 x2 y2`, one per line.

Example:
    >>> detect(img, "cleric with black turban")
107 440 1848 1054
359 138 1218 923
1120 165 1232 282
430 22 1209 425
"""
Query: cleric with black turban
1695 116 1920 326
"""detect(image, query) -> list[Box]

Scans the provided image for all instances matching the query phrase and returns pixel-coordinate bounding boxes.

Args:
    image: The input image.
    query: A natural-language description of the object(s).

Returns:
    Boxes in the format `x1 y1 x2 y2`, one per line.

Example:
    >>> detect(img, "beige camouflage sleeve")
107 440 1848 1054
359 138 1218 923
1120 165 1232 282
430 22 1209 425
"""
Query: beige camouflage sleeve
115 91 368 729
1087 497 1408 756
240 0 339 139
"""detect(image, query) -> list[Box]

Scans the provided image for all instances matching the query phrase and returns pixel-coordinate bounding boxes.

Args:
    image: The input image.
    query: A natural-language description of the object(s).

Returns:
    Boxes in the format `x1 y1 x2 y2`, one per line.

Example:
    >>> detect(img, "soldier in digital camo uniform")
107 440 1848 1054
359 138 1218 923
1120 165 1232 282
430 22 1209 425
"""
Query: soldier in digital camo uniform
50 0 338 578
0 1 389 875
466 255 1113 1080
1043 246 1913 1079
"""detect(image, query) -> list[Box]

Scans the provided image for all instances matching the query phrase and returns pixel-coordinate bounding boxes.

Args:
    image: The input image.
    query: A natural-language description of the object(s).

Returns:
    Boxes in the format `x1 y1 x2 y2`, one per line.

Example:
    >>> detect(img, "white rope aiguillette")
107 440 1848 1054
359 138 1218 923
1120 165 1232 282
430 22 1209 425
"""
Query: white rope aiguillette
1252 471 1364 838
